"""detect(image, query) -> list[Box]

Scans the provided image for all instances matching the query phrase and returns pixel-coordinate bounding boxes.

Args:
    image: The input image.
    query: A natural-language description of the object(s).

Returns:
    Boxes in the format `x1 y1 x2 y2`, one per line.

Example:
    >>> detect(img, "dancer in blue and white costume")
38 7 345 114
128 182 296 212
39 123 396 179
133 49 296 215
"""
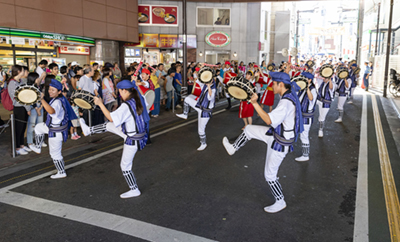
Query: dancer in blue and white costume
295 72 317 162
316 76 335 137
347 63 359 104
79 79 148 199
334 71 352 123
222 70 304 213
176 78 216 151
30 79 77 179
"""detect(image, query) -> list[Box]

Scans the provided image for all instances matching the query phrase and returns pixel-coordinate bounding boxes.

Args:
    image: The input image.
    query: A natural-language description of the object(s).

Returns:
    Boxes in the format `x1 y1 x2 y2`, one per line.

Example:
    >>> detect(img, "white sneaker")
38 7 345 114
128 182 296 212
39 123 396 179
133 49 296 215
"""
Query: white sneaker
79 118 91 136
347 100 353 104
42 142 48 147
16 149 28 155
23 146 32 152
50 172 67 179
318 130 323 138
176 104 182 109
264 200 287 213
295 156 309 162
335 117 342 123
176 113 188 120
120 189 141 198
222 137 236 155
29 144 41 154
197 144 207 151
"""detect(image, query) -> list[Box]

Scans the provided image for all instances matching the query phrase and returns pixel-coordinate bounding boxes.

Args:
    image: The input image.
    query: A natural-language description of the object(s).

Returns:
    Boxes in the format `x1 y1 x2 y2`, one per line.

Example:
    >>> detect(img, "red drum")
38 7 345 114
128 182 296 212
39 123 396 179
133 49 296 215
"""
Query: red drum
138 85 155 111
223 72 237 84
191 82 202 97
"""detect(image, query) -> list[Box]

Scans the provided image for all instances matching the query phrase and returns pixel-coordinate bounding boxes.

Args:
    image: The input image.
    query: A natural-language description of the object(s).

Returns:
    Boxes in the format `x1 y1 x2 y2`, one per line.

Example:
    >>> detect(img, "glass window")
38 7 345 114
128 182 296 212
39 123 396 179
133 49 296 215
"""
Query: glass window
197 7 231 27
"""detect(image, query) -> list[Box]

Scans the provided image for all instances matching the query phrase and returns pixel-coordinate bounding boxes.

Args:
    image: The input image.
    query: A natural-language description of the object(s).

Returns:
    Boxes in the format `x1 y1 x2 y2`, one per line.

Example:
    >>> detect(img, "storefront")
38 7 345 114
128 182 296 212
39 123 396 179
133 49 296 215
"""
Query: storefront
122 34 196 69
0 27 94 71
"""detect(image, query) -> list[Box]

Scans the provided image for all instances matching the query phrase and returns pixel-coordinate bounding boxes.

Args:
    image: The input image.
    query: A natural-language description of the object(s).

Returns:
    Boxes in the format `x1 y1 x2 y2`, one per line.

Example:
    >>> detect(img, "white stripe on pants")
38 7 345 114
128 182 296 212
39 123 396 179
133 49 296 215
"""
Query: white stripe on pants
317 100 330 122
35 123 63 160
185 96 210 136
243 125 288 181
300 122 311 145
337 96 346 111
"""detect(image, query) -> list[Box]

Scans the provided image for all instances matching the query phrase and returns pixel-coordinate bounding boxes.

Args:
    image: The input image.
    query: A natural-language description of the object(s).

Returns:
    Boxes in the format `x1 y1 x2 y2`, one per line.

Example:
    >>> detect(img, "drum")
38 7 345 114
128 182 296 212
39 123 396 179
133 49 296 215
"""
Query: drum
257 74 268 85
198 67 214 84
267 64 275 71
338 69 349 79
223 72 237 84
14 84 41 105
191 82 202 97
349 59 357 66
72 90 95 110
320 64 334 78
354 67 361 75
138 85 155 111
306 60 315 68
225 76 256 101
292 76 308 91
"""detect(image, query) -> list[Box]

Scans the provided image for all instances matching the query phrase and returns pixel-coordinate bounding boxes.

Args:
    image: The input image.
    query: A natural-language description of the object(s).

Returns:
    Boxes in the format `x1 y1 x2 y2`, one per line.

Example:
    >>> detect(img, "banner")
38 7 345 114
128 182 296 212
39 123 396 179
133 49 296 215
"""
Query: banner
160 34 178 48
59 45 90 55
142 34 159 48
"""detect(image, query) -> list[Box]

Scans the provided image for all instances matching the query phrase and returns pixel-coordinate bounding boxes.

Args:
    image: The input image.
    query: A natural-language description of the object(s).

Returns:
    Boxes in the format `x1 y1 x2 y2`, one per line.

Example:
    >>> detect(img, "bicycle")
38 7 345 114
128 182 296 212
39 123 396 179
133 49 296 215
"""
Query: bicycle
389 69 400 97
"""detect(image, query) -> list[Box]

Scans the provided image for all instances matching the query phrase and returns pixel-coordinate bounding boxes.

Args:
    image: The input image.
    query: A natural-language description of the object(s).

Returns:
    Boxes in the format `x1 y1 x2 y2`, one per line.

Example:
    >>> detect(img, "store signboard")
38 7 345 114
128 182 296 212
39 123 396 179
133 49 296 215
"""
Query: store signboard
178 35 197 49
142 34 159 48
125 48 141 57
138 5 178 26
11 37 25 45
205 31 231 47
160 34 178 48
59 45 90 55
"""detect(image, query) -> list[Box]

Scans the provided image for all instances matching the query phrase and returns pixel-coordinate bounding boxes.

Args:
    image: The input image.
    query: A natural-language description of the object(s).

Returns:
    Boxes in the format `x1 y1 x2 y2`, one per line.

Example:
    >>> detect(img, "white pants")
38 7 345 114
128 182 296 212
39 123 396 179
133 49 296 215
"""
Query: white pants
337 96 346 111
185 96 210 136
35 123 63 160
300 122 311 145
317 100 330 123
106 122 127 140
244 125 288 181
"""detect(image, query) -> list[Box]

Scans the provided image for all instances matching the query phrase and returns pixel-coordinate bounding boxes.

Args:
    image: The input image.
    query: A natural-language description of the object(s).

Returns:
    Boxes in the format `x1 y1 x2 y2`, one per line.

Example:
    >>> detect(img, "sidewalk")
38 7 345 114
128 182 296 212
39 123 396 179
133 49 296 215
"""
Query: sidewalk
369 86 400 118
0 98 232 176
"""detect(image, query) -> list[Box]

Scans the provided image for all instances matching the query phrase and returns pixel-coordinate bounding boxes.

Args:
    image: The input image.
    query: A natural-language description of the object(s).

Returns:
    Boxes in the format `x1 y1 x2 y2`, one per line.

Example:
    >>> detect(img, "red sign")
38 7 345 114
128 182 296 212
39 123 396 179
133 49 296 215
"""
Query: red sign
159 34 178 48
151 6 178 25
205 31 231 47
59 45 90 55
138 5 150 24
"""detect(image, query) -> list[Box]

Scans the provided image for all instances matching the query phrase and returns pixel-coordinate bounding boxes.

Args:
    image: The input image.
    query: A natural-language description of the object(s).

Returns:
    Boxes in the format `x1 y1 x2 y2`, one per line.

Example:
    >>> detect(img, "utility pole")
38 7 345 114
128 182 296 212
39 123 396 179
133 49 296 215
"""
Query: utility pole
383 0 393 97
355 0 364 65
182 0 187 87
295 10 299 64
374 3 381 56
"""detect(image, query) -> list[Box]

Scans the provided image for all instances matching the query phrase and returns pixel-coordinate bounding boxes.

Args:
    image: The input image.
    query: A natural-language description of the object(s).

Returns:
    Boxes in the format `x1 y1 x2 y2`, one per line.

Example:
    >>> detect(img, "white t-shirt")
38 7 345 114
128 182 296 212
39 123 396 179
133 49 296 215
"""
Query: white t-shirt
36 66 44 76
269 98 296 140
78 75 95 94
49 99 65 127
110 103 137 135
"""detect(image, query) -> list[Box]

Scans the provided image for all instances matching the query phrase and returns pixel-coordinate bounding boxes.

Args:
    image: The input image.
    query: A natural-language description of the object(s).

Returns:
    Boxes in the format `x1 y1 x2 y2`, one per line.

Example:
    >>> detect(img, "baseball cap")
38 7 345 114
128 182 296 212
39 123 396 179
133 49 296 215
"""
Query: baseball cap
71 61 80 66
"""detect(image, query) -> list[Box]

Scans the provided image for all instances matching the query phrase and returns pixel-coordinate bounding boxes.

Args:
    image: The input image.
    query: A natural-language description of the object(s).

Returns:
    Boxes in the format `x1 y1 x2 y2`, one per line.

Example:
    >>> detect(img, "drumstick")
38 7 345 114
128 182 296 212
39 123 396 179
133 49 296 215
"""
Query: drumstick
133 61 143 77
148 65 157 72
203 64 218 67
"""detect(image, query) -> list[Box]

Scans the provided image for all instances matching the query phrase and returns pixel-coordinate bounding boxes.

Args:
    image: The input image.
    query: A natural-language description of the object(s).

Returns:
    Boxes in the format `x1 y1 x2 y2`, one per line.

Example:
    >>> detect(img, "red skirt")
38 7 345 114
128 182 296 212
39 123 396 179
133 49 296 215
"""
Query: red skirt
260 86 274 106
239 101 254 118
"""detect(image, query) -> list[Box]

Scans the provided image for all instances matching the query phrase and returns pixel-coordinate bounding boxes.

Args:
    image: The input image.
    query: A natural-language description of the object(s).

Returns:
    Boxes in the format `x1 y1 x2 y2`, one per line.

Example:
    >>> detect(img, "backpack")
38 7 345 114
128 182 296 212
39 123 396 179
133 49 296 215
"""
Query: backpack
1 80 14 111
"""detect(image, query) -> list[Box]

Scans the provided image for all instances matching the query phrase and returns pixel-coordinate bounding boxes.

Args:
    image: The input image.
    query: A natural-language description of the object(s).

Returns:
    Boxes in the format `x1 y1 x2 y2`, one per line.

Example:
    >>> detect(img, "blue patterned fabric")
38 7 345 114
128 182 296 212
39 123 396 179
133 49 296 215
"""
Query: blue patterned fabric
46 96 77 142
121 98 147 150
337 78 347 96
317 81 332 108
349 69 357 87
195 80 216 118
266 91 303 152
298 83 316 125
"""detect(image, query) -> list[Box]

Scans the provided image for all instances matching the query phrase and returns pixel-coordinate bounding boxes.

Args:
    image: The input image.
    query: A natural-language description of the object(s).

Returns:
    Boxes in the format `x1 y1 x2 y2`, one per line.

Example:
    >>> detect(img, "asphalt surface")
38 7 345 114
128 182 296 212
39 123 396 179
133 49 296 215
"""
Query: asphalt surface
0 90 398 242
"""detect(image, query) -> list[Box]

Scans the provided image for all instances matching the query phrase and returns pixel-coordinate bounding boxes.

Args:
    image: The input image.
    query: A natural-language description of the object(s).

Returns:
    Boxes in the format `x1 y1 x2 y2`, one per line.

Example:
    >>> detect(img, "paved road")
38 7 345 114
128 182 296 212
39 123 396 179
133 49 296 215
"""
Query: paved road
0 89 399 242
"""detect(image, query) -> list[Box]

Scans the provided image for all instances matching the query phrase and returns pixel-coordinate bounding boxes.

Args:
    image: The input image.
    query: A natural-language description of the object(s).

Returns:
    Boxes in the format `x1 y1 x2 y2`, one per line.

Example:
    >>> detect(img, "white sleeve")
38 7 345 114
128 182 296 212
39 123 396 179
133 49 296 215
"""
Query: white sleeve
49 99 64 120
268 99 291 128
110 103 132 128
142 81 149 88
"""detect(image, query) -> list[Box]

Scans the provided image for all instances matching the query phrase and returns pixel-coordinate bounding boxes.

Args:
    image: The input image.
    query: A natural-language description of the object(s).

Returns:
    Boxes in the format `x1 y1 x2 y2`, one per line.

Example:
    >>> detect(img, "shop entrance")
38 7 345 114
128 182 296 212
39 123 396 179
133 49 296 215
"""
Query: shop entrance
205 51 231 64
0 46 54 72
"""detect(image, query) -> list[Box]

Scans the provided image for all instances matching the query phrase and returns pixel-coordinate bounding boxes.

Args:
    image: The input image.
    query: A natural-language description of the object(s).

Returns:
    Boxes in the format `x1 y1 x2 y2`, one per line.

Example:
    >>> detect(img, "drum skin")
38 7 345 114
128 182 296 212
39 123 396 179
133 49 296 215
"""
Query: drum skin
72 90 95 110
338 69 349 79
138 85 155 111
198 67 214 84
226 76 256 101
14 85 40 105
292 76 308 91
192 82 202 97
320 65 334 78
74 98 93 110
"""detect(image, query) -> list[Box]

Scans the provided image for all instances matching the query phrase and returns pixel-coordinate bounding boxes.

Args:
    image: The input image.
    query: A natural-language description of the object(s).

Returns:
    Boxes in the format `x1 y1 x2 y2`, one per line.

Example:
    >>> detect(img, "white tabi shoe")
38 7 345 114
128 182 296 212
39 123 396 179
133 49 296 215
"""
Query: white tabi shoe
120 189 141 198
176 113 188 120
295 156 309 162
222 137 235 155
264 200 287 213
197 144 207 151
79 118 91 136
50 172 67 179
29 144 41 154
318 130 323 138
42 142 48 147
334 117 342 123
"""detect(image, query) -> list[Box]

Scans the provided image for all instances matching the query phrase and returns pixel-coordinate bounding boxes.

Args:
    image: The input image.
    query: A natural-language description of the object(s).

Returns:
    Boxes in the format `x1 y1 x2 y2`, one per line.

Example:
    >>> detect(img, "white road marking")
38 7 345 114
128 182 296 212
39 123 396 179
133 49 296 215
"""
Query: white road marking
0 191 217 242
353 93 369 241
0 106 237 241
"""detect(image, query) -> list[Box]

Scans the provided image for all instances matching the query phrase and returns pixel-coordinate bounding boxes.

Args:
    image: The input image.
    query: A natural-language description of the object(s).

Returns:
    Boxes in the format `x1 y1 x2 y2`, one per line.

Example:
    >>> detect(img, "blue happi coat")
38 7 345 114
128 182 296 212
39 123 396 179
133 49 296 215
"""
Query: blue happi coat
121 98 148 150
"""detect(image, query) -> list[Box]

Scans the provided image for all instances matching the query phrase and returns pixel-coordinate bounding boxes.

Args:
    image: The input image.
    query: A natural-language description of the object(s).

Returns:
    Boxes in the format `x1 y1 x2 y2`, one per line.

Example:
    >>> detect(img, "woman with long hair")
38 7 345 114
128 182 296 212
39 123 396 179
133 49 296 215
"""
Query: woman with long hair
79 79 148 199
7 65 33 155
